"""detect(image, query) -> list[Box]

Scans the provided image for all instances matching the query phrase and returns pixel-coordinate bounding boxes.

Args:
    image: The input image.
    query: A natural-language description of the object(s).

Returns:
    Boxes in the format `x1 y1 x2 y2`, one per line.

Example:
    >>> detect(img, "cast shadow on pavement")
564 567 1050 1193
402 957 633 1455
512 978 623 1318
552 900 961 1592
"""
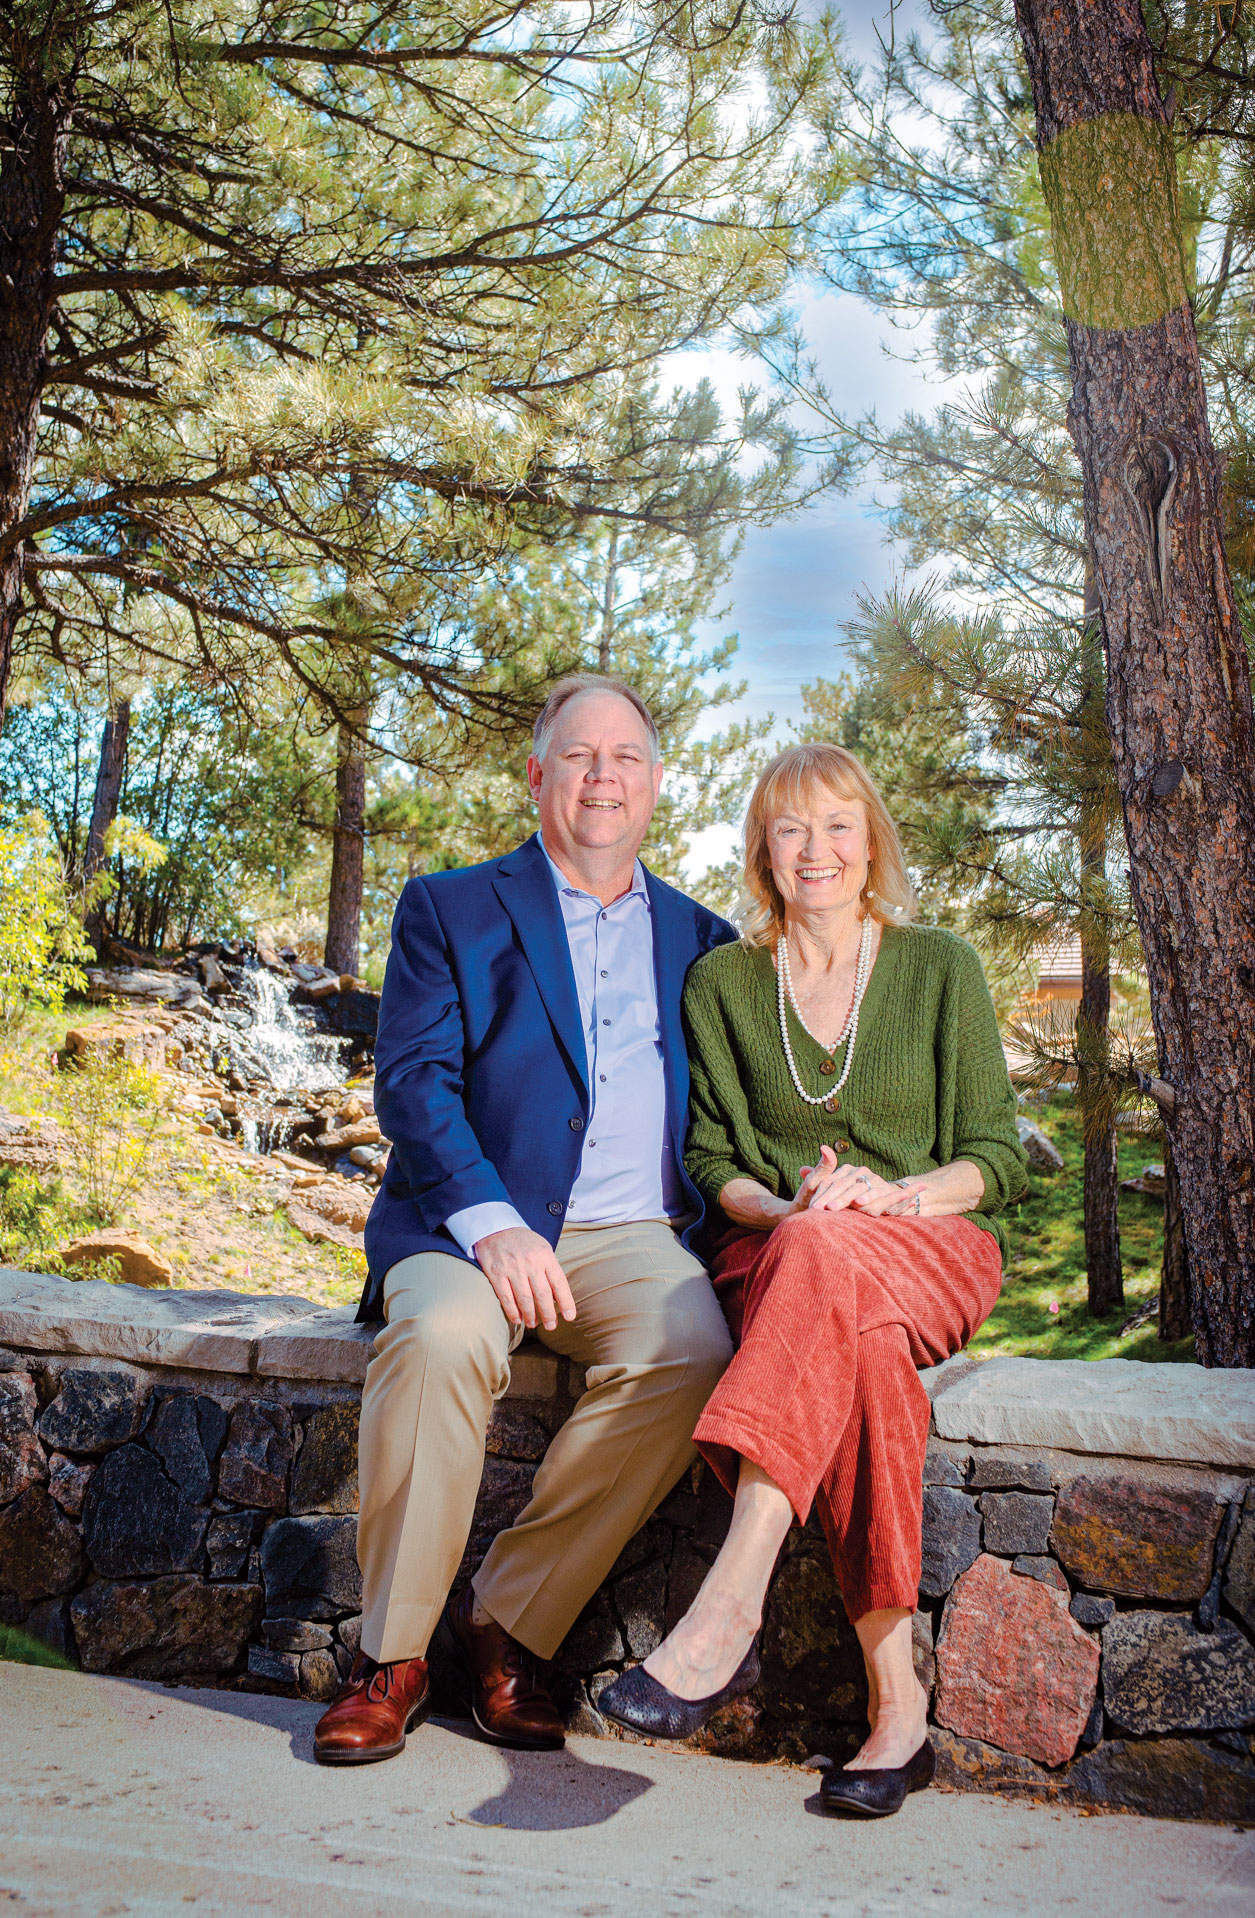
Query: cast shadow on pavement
127 1682 654 1831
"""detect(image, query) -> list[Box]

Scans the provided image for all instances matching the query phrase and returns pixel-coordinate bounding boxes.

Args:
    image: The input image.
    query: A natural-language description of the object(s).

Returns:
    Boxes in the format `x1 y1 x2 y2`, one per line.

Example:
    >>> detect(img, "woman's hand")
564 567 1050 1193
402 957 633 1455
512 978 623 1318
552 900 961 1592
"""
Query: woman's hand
795 1150 906 1215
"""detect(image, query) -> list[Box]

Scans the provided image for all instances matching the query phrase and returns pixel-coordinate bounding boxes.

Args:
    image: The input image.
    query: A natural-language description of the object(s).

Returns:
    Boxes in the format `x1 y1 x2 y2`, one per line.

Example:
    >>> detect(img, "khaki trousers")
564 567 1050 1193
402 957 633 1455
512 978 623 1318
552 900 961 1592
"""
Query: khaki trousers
356 1219 733 1664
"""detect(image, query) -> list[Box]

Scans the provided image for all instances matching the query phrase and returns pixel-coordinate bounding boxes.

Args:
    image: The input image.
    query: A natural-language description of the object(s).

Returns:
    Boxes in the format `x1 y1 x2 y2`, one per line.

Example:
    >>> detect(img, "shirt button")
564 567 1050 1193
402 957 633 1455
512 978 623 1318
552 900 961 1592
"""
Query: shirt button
602 1018 611 1026
599 1073 607 1083
600 969 608 978
547 1200 563 1216
569 1116 584 1131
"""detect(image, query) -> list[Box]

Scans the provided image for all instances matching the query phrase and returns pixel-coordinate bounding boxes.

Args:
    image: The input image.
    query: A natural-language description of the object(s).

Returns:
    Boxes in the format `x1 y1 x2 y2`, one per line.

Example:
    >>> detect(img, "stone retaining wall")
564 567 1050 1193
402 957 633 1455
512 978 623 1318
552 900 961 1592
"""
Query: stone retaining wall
2 1267 1254 1823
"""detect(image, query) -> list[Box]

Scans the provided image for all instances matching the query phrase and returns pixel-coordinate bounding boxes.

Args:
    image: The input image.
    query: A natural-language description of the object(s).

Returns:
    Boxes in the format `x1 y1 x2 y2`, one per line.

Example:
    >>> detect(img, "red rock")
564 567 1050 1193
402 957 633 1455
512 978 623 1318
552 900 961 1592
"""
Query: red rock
935 1553 1098 1768
61 1231 173 1289
0 1374 46 1505
1050 1473 1223 1601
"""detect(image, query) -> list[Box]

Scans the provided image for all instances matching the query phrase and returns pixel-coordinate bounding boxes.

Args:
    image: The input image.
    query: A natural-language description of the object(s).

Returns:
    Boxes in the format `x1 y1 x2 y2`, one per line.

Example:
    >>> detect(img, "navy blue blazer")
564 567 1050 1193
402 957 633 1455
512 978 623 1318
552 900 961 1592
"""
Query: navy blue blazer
357 834 736 1320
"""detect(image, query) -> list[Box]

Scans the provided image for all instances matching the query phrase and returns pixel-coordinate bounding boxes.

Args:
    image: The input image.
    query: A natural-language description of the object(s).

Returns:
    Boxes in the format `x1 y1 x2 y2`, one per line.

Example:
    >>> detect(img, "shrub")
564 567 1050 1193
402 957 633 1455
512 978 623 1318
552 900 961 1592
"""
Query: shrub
50 1051 174 1227
0 814 91 1029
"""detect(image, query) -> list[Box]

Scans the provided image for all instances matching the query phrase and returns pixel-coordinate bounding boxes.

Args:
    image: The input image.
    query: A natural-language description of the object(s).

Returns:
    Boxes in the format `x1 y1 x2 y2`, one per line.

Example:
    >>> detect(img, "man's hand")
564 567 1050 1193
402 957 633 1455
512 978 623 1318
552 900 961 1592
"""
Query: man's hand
472 1226 577 1331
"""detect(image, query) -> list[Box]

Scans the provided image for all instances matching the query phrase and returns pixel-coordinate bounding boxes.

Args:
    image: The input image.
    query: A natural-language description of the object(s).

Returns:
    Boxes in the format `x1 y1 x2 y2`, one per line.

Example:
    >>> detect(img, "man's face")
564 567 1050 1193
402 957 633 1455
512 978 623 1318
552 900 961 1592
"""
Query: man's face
528 691 663 866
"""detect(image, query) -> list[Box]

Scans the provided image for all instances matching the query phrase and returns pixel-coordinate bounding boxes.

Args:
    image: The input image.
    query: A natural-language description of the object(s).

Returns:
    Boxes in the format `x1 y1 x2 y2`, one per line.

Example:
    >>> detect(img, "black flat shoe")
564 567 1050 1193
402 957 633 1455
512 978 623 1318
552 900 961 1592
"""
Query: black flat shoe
598 1641 761 1739
819 1738 935 1817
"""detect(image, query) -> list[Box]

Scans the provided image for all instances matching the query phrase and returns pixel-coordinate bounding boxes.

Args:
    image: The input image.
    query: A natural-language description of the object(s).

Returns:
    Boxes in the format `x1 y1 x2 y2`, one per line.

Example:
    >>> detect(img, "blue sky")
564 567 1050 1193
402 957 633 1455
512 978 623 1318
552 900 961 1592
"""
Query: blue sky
687 0 942 741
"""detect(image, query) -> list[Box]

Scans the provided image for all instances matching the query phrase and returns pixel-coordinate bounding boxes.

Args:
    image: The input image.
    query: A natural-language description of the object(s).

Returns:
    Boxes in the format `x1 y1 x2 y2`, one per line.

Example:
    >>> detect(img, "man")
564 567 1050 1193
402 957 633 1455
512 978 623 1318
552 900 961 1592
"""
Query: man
314 673 736 1764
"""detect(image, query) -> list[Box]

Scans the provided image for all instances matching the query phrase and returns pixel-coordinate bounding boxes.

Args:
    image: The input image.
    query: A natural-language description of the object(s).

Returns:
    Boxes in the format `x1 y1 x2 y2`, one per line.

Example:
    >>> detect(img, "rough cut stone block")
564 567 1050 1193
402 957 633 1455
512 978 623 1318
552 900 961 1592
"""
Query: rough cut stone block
218 1402 294 1511
762 1546 867 1724
929 1355 1255 1467
966 1457 1052 1493
25 1596 73 1664
255 1308 375 1385
249 1643 300 1684
980 1492 1054 1557
206 1511 264 1581
260 1618 332 1651
1070 1592 1114 1628
146 1395 217 1504
1011 1556 1068 1592
38 1365 145 1453
919 1487 982 1598
0 1268 317 1374
1071 1736 1255 1824
1223 1499 1255 1634
261 1515 361 1618
46 1453 92 1518
935 1553 1098 1768
559 1605 626 1672
1051 1473 1223 1601
615 1559 668 1659
923 1445 963 1488
0 1373 45 1504
456 1458 537 1584
0 1485 86 1602
486 1407 549 1462
299 1648 341 1700
1102 1612 1255 1735
82 1444 208 1578
71 1577 262 1678
290 1404 359 1515
507 1347 561 1399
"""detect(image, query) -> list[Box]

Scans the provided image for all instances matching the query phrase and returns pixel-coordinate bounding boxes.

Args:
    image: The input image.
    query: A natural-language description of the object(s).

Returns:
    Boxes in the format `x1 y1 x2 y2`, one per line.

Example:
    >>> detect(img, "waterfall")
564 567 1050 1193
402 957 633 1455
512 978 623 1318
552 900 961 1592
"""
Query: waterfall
236 966 346 1091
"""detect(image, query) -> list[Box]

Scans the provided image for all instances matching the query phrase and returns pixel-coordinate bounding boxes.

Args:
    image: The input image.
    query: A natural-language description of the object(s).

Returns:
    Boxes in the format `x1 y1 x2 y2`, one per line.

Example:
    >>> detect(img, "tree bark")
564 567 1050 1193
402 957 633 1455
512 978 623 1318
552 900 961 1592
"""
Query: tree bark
0 64 72 721
324 711 368 978
1077 583 1123 1315
81 696 131 953
598 524 620 673
1015 0 1255 1365
1159 1136 1192 1341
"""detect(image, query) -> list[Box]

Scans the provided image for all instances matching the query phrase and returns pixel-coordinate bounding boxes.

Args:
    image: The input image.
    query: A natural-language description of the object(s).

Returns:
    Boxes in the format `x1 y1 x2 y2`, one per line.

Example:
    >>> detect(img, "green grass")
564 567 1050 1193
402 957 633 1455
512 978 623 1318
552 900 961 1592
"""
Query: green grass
0 1624 72 1669
969 1095 1194 1364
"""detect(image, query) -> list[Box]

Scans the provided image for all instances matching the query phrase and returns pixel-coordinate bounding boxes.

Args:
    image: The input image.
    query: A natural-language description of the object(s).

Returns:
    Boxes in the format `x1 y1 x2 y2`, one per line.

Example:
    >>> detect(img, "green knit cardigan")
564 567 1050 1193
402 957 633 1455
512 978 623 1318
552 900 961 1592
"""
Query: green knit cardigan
682 925 1027 1258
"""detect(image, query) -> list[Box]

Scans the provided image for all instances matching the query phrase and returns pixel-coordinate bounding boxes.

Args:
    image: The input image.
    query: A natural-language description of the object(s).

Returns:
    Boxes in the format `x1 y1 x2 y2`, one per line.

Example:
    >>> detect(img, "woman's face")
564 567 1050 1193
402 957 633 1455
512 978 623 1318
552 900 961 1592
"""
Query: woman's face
767 786 871 918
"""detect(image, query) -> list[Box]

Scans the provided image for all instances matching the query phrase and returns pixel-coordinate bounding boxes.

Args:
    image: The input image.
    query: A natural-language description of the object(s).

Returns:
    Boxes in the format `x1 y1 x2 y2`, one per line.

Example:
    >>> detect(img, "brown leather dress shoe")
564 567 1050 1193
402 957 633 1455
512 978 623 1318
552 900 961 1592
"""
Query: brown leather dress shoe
432 1586 565 1750
313 1652 430 1765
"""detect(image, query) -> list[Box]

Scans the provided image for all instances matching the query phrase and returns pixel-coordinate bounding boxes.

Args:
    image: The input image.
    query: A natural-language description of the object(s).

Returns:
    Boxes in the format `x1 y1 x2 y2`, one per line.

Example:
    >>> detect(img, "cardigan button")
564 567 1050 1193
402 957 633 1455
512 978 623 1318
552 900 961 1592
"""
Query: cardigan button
835 1138 851 1152
818 1060 835 1076
547 1200 564 1216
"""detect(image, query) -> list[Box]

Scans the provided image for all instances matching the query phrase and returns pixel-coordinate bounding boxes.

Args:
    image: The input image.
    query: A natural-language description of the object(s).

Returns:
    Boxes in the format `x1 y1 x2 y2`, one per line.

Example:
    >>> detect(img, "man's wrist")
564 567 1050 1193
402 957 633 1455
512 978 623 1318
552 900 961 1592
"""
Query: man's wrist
445 1200 529 1257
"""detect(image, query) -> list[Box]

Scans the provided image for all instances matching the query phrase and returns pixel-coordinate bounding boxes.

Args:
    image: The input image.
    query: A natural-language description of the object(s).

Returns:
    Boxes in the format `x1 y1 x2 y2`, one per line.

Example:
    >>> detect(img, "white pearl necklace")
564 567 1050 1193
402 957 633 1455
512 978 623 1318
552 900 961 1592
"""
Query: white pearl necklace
776 916 874 1106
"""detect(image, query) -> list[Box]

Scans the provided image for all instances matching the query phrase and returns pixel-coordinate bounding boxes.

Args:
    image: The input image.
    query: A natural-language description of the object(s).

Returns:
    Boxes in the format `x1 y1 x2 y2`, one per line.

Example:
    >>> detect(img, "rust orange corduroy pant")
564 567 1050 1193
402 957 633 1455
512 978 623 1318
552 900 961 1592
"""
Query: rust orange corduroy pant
693 1208 1002 1623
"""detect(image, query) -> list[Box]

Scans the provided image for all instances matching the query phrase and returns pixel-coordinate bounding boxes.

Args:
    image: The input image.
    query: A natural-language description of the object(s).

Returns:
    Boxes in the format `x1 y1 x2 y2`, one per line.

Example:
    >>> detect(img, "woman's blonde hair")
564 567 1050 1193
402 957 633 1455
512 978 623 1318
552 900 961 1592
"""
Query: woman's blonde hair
738 742 917 948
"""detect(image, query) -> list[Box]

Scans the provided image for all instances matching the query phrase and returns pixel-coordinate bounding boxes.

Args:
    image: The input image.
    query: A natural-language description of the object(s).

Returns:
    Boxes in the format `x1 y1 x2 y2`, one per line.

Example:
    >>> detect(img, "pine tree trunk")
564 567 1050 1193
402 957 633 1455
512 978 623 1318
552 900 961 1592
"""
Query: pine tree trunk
1077 583 1122 1315
82 696 131 954
324 712 367 978
1159 1138 1192 1341
1015 0 1255 1365
0 69 72 721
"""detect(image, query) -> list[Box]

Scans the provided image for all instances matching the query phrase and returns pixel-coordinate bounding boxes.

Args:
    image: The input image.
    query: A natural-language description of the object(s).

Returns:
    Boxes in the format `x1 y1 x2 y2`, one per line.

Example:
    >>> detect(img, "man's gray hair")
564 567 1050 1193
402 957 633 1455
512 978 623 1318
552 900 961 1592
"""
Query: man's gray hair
532 673 661 763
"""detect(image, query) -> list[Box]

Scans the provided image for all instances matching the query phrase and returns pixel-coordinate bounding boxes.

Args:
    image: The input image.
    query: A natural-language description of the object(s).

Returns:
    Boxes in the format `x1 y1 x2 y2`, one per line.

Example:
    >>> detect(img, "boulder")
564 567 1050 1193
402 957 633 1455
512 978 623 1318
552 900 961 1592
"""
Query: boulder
60 1231 173 1289
64 1023 170 1071
0 1112 59 1176
0 1373 46 1505
1102 1612 1255 1734
1051 1472 1223 1601
81 1444 208 1578
72 1575 262 1678
979 1491 1054 1557
38 1365 146 1453
261 1515 361 1618
935 1553 1099 1768
313 1119 381 1151
1016 1116 1064 1173
286 1181 372 1249
290 1404 359 1515
84 967 184 1004
919 1486 982 1598
0 1485 86 1602
1120 1163 1166 1199
217 1401 294 1511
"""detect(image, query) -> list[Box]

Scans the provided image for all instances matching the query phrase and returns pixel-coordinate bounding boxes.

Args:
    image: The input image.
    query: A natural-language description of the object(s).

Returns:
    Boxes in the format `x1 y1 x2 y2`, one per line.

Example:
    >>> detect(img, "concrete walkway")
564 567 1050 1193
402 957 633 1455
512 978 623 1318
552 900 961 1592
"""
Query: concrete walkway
0 1667 1251 1917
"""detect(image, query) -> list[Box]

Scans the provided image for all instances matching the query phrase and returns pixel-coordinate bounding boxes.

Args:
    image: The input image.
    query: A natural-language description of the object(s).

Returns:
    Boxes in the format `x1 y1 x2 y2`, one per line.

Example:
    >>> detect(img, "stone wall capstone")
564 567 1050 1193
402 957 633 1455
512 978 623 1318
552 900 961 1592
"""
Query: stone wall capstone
1 1265 1254 1824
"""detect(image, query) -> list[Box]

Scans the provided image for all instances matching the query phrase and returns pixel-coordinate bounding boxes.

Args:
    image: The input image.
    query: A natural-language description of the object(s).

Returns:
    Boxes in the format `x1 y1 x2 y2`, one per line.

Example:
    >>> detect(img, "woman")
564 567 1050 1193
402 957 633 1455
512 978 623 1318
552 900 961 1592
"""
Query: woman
600 743 1026 1816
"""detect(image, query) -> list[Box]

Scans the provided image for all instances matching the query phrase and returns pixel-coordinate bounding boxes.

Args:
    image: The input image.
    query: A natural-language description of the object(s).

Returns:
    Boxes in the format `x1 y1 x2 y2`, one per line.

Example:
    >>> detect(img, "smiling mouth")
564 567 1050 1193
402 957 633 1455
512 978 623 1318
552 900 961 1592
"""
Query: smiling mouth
798 866 841 881
580 798 621 810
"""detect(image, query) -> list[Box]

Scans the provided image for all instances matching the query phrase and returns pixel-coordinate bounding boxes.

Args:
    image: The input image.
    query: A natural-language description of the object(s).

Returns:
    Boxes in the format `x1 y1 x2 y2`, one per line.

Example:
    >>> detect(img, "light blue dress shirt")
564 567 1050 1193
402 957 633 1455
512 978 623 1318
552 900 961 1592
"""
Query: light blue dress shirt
444 838 680 1255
